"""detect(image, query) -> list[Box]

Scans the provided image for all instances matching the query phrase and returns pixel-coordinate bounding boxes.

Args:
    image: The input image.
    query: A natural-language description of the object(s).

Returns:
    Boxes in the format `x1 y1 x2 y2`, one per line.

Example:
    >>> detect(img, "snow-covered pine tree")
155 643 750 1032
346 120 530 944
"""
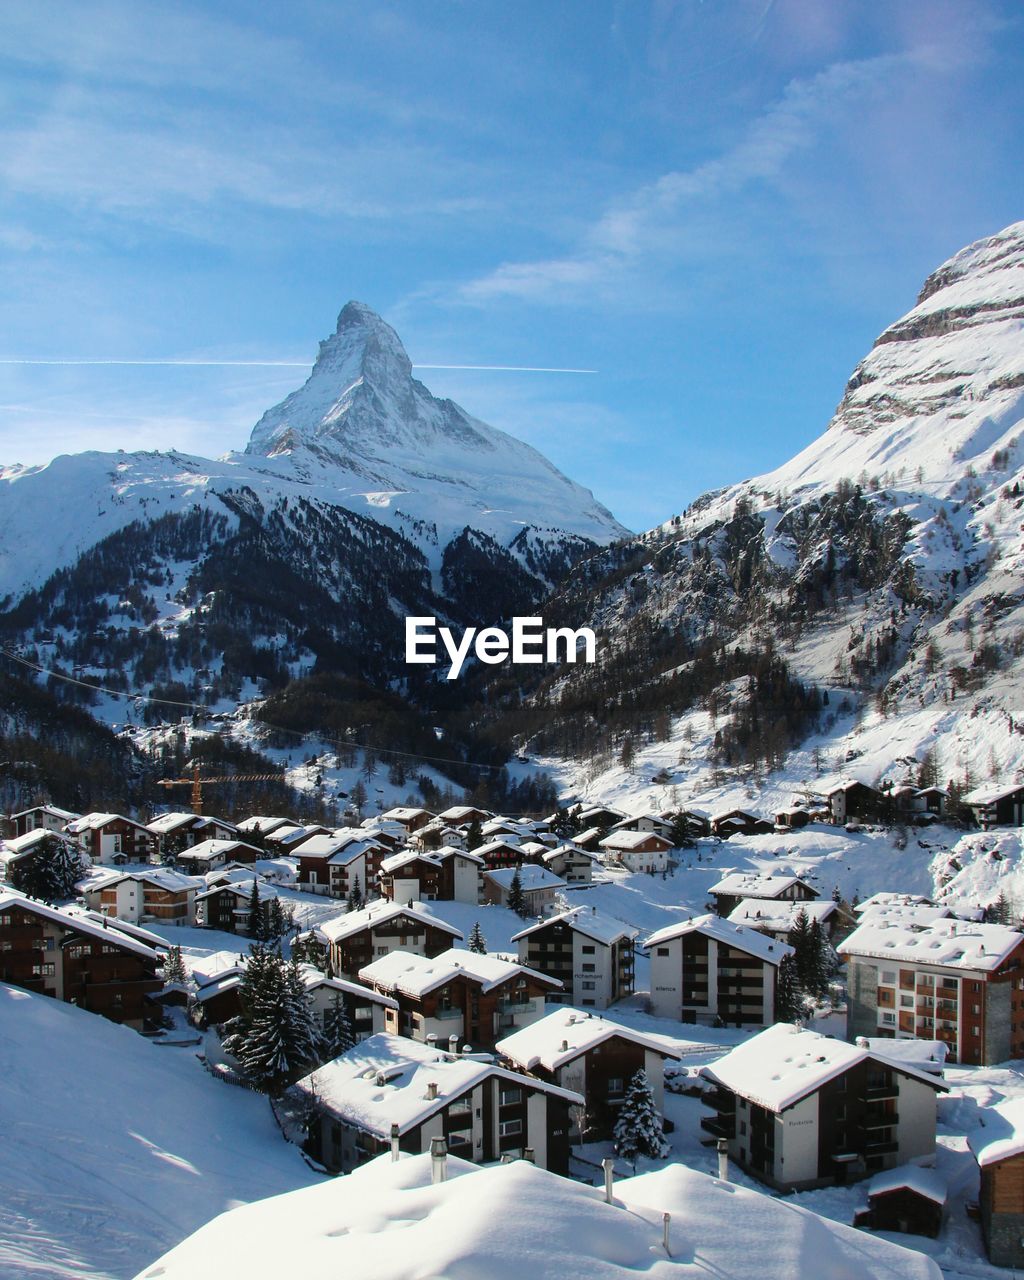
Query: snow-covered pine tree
162 944 188 986
247 880 263 939
787 908 813 995
468 921 487 954
806 917 833 1000
267 897 287 942
223 945 290 1093
613 1070 669 1167
283 958 323 1075
322 991 356 1059
346 877 363 913
774 953 801 1022
10 835 85 902
507 868 528 918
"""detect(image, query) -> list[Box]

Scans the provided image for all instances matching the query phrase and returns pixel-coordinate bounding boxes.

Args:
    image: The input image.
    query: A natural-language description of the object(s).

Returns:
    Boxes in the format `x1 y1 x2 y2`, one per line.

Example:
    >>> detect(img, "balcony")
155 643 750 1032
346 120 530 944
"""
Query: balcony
498 998 538 1015
863 1110 899 1129
860 1082 898 1102
433 1006 463 1021
863 1137 899 1155
700 1114 735 1139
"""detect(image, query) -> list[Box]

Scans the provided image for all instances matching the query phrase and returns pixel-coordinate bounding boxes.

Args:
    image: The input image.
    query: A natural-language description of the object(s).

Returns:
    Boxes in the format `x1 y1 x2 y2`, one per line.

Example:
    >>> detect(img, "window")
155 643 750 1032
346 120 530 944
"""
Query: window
582 963 595 973
607 1078 624 1098
581 945 595 954
880 970 897 985
657 947 670 957
499 1120 522 1137
881 1012 896 1025
739 1120 747 1136
900 994 914 1008
499 1087 522 1106
581 981 596 990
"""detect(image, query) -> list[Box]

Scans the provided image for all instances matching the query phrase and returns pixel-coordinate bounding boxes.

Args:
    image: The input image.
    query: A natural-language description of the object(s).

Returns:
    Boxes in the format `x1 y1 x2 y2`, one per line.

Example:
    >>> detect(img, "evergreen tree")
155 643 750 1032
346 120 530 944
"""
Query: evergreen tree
346 877 363 913
295 930 328 971
162 944 188 986
774 953 802 1022
806 917 833 1000
507 867 528 918
668 812 692 849
988 892 1011 925
465 818 483 851
267 897 287 942
322 992 356 1059
787 909 813 994
468 921 487 954
246 880 263 939
9 836 85 903
613 1070 669 1167
223 946 321 1094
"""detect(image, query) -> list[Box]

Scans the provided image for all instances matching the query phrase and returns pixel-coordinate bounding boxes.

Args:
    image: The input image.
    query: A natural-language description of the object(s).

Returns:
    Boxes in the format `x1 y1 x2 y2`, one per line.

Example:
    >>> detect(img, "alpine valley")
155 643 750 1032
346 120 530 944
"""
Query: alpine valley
1 224 1024 823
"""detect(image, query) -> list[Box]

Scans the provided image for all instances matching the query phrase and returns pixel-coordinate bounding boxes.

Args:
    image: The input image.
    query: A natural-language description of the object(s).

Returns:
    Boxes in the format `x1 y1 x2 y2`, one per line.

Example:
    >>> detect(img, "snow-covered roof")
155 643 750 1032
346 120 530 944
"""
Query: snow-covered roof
855 904 953 927
87 867 202 894
644 913 793 965
497 1006 671 1073
862 1038 948 1073
135 1148 944 1280
474 838 523 857
265 823 327 847
291 833 354 860
482 864 565 892
437 805 490 823
62 904 170 950
381 807 434 823
191 950 247 986
727 899 838 932
598 829 672 851
704 1024 946 1113
297 965 399 1010
379 848 433 874
316 899 463 945
293 1032 582 1139
709 871 816 899
3 828 77 855
512 905 637 947
146 811 202 835
431 845 482 865
542 842 601 865
10 804 78 822
964 782 1024 805
574 826 604 843
194 879 279 904
839 917 1024 973
0 891 163 961
177 838 263 862
854 892 933 913
358 947 559 999
968 1098 1024 1166
867 1164 948 1205
235 815 292 834
66 811 148 833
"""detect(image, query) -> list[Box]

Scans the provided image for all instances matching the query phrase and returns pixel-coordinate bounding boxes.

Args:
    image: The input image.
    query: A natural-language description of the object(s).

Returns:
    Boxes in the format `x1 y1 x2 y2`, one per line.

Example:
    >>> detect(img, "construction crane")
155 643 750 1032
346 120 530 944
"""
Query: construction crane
156 762 285 815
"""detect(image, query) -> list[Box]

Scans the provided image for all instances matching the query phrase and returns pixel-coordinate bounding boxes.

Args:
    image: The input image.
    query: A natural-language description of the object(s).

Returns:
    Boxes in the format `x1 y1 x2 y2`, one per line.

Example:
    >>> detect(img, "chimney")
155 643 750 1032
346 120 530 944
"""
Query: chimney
430 1136 448 1184
449 1034 459 1055
602 1156 615 1204
523 1147 535 1163
662 1212 672 1257
560 1039 569 1052
390 1122 400 1162
716 1137 729 1182
426 1080 439 1100
855 1036 868 1049
426 1033 437 1048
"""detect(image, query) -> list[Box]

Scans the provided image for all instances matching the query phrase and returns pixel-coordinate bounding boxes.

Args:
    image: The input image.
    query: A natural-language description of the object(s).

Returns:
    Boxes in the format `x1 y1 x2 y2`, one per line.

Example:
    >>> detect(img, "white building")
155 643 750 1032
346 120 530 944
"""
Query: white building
597 829 672 873
703 1023 946 1191
513 906 637 1009
644 914 792 1026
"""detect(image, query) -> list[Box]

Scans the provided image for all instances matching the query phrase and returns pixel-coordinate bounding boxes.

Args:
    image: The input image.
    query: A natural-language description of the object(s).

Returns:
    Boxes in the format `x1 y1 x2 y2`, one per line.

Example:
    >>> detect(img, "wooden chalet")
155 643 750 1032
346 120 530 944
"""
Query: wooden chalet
969 1098 1024 1266
315 900 463 979
66 813 156 865
0 892 164 1028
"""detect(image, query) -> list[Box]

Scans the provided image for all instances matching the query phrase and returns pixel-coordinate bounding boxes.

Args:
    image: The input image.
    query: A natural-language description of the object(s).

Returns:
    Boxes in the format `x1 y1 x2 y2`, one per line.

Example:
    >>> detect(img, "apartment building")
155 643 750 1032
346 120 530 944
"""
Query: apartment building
644 914 792 1026
513 906 637 1009
841 917 1024 1065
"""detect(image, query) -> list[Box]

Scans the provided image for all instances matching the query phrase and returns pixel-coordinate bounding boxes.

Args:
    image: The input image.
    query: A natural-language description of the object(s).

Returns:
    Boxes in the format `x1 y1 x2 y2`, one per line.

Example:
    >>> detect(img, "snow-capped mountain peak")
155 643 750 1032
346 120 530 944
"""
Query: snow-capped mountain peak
246 300 496 464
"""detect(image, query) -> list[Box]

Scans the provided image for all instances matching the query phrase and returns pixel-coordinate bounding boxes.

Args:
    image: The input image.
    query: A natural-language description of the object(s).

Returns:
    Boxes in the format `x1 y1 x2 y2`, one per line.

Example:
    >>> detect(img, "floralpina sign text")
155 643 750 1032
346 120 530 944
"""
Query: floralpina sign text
405 616 597 680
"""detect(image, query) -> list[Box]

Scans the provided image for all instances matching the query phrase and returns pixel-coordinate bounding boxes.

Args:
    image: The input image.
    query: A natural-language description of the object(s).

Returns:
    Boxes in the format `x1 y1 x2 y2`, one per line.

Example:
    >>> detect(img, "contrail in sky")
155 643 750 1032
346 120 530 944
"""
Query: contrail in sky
0 358 596 374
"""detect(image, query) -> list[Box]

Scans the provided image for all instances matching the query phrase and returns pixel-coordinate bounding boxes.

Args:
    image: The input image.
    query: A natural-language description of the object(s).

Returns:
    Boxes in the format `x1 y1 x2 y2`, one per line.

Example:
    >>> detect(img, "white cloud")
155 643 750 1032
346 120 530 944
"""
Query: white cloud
457 50 922 305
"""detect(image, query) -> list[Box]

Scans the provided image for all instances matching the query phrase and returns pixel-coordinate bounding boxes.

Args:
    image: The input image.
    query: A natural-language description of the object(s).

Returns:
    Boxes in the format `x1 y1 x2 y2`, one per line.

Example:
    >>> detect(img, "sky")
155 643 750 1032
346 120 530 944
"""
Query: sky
0 0 1021 532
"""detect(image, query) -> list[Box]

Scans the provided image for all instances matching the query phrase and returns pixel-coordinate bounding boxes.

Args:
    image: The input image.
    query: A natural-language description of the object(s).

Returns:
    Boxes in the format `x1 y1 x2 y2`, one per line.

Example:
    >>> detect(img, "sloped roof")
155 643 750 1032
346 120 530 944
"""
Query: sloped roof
968 1098 1024 1166
644 913 793 965
512 905 637 947
709 871 816 899
839 918 1024 973
0 891 162 961
317 900 463 945
497 1006 671 1072
358 947 559 999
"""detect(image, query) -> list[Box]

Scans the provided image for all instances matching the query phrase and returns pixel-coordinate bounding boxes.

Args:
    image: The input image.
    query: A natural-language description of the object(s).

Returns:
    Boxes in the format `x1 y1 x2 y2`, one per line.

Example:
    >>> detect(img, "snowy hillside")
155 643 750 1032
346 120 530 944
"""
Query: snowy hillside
0 982 319 1280
503 221 1024 817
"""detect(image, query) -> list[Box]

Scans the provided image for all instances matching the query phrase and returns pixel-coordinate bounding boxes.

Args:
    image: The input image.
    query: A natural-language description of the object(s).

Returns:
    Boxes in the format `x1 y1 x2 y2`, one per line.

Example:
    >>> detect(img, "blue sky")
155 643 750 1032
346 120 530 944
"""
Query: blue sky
0 0 1021 531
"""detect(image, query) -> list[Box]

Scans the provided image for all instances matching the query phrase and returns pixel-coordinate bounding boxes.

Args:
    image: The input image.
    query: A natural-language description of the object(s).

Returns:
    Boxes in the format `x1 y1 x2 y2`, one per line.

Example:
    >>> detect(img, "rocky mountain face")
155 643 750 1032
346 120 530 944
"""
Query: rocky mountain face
481 222 1024 805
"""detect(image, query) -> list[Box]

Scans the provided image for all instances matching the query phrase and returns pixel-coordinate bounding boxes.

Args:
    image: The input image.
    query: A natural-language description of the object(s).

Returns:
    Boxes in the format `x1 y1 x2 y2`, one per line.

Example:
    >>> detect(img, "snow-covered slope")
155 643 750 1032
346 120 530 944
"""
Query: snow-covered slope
508 221 1024 813
0 302 624 603
0 982 318 1280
